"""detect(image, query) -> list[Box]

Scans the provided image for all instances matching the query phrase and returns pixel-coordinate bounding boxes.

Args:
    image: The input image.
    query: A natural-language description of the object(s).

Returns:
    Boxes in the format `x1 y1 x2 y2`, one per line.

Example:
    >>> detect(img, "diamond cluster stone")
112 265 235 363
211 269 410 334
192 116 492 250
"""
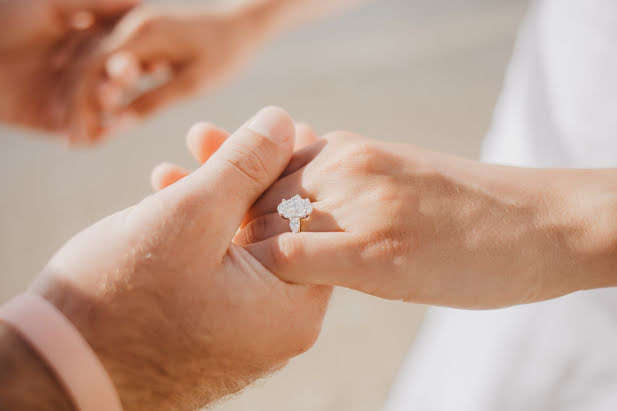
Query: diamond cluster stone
277 195 313 233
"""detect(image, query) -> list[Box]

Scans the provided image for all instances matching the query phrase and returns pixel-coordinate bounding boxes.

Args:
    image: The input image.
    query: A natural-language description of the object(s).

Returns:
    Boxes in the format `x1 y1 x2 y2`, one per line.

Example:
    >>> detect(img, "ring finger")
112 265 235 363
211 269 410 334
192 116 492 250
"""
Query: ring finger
236 203 342 246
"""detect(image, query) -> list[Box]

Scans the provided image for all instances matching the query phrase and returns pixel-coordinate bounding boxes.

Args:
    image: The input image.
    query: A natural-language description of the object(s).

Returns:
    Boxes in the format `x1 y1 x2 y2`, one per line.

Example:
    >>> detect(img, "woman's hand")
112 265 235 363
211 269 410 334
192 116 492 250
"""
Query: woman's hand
0 0 140 143
32 107 331 410
154 127 617 309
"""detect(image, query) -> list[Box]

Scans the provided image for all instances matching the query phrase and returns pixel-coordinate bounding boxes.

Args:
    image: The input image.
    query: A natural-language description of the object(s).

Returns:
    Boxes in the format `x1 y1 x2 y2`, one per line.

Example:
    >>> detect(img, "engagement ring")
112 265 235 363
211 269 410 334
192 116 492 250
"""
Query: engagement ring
277 195 313 233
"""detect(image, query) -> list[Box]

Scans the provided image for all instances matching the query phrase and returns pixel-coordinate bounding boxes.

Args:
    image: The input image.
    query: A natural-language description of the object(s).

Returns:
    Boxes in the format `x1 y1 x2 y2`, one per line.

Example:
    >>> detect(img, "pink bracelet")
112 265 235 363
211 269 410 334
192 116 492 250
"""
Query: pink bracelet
0 293 123 411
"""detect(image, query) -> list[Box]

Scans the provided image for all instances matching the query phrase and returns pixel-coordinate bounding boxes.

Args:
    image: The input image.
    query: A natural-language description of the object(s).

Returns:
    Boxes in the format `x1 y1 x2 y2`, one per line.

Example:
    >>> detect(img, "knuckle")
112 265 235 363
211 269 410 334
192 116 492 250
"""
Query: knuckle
271 234 304 269
360 228 412 269
345 142 380 169
322 140 381 175
223 139 272 187
242 216 269 245
372 184 404 209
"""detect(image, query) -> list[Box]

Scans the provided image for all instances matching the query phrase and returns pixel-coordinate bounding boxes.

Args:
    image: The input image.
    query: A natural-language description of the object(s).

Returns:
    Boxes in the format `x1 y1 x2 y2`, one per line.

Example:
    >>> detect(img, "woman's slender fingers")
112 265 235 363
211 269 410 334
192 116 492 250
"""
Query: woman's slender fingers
282 139 326 177
294 122 318 150
150 162 190 191
235 206 339 246
244 232 357 287
186 122 230 164
244 169 311 223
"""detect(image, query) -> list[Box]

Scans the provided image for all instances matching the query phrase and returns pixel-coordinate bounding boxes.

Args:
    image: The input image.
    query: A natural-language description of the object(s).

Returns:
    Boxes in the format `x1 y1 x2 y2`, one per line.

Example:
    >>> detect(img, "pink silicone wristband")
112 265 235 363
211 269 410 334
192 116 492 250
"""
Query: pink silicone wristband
0 293 123 411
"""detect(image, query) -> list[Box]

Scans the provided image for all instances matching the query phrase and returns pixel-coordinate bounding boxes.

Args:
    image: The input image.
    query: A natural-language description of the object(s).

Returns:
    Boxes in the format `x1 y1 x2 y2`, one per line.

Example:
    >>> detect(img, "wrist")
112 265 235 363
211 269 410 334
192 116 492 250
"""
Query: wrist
0 320 73 410
32 275 230 410
464 163 617 297
31 278 147 411
556 170 617 290
407 147 604 303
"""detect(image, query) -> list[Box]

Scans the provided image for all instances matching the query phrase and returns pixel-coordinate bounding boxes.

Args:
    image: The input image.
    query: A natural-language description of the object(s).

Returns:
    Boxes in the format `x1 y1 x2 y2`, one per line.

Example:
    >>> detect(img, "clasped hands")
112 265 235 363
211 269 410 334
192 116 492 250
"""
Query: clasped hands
32 105 612 410
7 1 615 409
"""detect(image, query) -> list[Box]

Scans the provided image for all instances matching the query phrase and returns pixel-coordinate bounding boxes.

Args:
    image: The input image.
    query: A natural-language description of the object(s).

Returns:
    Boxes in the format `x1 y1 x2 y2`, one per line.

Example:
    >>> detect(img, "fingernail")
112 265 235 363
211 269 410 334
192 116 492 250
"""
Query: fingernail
187 122 212 142
247 106 294 144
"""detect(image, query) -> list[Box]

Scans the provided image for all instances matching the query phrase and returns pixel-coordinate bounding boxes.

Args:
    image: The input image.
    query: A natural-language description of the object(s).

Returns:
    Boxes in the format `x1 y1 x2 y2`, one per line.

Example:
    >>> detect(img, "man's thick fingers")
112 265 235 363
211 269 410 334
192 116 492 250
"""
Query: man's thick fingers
186 122 310 165
244 232 355 286
194 106 295 240
186 122 229 164
150 162 189 191
294 123 318 150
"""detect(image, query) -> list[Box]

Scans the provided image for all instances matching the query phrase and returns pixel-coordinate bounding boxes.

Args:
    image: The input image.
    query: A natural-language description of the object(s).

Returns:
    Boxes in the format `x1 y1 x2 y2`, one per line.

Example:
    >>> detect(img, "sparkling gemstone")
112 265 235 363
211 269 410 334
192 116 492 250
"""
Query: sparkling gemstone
277 194 313 219
289 218 301 233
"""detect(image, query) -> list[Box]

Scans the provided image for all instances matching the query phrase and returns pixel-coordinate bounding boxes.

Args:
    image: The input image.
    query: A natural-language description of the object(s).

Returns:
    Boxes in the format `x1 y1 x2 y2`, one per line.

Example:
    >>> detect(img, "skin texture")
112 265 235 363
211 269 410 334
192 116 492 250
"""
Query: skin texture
155 127 617 309
0 0 140 144
1 107 331 411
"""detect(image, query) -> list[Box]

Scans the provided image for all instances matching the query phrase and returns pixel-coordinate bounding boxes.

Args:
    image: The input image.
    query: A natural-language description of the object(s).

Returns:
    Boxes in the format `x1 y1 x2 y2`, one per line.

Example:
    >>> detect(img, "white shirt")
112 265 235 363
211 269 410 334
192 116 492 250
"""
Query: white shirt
385 1 617 410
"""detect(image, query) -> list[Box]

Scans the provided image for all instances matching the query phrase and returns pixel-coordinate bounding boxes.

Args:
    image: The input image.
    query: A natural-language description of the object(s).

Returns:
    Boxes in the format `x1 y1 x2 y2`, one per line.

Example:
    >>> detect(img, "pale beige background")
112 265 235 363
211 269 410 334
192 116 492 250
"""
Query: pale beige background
0 0 528 410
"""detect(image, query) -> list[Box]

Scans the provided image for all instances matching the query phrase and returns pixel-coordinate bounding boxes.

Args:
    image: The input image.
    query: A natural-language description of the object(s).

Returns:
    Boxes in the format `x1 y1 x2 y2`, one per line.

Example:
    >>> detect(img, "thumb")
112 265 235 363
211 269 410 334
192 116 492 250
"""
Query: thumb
187 106 296 242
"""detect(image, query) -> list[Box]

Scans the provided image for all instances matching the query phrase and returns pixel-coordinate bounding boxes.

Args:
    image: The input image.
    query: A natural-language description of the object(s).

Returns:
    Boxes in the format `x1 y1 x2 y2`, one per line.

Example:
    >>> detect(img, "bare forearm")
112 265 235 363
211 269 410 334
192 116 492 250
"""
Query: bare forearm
0 322 73 411
537 167 617 291
427 149 617 299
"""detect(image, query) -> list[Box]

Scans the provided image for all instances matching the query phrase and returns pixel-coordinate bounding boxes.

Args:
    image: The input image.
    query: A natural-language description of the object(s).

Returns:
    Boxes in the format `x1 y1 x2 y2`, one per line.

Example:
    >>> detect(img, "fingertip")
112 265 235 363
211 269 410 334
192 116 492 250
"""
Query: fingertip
294 122 318 149
186 122 229 163
150 162 189 191
247 106 295 147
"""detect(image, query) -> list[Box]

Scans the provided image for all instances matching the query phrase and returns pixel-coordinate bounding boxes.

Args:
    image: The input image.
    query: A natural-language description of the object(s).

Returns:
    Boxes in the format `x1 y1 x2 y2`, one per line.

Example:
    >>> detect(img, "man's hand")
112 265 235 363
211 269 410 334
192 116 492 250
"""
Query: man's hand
0 0 140 144
25 107 331 410
154 128 617 309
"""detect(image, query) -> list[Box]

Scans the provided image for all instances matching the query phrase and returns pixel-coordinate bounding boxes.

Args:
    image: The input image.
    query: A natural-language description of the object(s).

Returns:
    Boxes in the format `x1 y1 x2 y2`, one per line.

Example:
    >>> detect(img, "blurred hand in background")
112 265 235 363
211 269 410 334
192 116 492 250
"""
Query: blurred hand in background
98 3 271 123
97 0 367 138
0 0 140 144
0 0 367 144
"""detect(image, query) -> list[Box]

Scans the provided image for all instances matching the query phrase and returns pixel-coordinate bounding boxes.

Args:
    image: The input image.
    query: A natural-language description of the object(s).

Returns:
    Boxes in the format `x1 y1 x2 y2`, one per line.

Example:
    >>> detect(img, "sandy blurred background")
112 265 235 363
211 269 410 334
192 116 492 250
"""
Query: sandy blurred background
0 0 528 409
